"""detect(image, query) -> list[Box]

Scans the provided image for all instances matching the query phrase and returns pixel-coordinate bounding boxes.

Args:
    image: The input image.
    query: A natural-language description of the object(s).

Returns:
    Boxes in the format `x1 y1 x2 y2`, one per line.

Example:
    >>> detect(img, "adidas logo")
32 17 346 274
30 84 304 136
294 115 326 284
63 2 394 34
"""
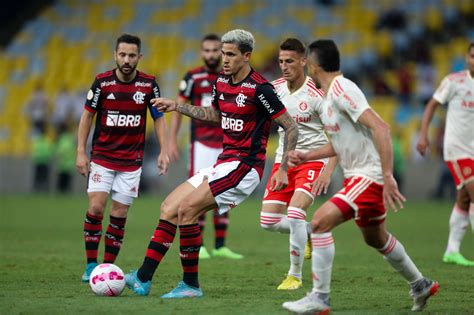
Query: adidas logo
107 93 116 100
219 94 224 100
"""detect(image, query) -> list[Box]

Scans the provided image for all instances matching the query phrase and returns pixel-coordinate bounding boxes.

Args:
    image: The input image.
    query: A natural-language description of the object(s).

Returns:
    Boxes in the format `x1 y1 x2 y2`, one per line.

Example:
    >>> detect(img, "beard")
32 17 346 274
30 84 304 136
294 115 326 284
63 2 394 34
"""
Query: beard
117 62 136 76
204 57 221 70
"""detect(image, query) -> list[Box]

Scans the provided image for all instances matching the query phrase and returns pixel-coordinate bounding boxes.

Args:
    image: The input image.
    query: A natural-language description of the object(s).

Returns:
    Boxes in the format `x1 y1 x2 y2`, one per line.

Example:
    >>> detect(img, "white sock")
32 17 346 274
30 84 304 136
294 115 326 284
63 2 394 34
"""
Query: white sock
311 232 335 293
469 203 474 232
306 221 312 235
260 212 290 233
378 234 422 283
287 207 307 279
445 204 469 254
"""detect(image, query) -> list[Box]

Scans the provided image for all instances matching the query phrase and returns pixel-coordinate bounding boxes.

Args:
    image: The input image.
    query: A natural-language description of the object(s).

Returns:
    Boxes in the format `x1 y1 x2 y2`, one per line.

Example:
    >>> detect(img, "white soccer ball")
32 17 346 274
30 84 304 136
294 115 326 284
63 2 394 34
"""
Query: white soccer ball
89 263 125 296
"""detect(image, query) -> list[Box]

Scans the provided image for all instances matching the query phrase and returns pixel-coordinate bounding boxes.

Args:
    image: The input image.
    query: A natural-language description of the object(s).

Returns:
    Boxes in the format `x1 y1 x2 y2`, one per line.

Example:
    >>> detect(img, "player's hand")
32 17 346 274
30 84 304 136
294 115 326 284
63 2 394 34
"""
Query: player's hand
157 152 170 175
152 97 177 112
312 173 331 196
168 139 180 162
383 174 406 212
288 150 307 168
270 168 288 191
416 136 429 156
75 152 90 177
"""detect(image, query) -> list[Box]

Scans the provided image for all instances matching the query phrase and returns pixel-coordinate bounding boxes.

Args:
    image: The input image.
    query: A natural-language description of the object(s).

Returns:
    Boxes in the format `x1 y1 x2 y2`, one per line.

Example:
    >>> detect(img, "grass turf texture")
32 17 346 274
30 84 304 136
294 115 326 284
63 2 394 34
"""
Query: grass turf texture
1 195 473 314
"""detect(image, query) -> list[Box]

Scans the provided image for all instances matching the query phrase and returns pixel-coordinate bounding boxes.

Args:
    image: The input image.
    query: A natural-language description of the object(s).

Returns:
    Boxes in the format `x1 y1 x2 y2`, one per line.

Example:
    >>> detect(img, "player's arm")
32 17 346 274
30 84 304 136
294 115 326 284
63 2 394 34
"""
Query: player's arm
152 98 221 123
288 143 337 167
273 112 299 172
312 156 338 196
76 109 95 177
168 96 187 161
416 98 441 156
154 115 169 175
358 108 406 211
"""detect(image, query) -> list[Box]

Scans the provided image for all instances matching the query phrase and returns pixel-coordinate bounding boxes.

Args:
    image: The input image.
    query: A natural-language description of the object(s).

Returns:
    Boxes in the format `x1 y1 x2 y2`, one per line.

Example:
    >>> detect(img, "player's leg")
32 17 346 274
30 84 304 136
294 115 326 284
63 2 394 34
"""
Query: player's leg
444 159 474 266
282 200 345 313
125 181 196 295
260 163 292 233
81 162 114 282
211 210 244 259
361 222 439 311
278 191 313 290
466 180 474 231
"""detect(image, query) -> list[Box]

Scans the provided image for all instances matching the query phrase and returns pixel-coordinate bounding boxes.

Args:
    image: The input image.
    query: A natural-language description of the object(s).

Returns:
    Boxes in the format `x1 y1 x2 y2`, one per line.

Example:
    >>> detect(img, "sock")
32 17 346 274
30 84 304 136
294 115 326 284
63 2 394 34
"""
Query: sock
198 213 206 239
287 207 307 279
180 224 202 288
445 204 469 254
84 212 103 264
214 211 229 249
103 215 126 263
469 203 474 232
137 219 176 282
260 212 290 233
378 234 423 283
311 232 335 293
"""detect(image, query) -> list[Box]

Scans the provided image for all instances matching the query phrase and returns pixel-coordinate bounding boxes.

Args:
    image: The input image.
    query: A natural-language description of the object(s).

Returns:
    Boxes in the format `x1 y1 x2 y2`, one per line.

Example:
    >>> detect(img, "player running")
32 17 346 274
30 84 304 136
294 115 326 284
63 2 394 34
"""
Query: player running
170 34 243 260
260 38 337 290
125 29 298 298
416 42 474 266
76 34 169 282
283 39 438 313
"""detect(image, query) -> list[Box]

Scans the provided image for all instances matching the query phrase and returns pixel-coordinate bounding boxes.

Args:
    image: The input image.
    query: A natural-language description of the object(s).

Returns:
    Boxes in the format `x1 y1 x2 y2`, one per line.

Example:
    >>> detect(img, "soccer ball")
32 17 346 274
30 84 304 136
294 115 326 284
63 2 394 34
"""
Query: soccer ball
89 263 125 296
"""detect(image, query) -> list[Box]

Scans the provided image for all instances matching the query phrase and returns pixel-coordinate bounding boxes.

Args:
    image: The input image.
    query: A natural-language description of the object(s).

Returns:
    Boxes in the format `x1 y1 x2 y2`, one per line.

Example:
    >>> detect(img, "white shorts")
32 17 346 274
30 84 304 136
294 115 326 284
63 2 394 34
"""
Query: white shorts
190 141 222 176
187 161 260 214
87 162 142 206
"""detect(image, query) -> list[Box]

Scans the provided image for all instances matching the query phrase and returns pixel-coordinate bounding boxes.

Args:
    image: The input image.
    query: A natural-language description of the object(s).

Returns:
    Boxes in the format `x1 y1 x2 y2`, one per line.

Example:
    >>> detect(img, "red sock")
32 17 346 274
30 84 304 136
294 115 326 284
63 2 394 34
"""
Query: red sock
84 212 103 264
103 215 126 263
180 224 202 288
214 211 229 249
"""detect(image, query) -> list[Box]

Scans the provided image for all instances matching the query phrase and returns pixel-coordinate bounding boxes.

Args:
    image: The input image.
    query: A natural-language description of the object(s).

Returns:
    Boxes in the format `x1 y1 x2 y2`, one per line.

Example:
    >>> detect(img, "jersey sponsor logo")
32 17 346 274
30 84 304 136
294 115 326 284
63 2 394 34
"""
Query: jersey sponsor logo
221 116 244 131
241 82 256 89
107 93 116 100
463 166 472 176
133 91 146 104
106 111 142 127
217 77 229 83
91 87 101 108
324 123 340 133
343 94 358 109
219 93 225 100
292 114 311 123
258 93 274 114
153 86 160 98
236 93 247 107
461 100 474 108
100 80 116 87
135 81 151 87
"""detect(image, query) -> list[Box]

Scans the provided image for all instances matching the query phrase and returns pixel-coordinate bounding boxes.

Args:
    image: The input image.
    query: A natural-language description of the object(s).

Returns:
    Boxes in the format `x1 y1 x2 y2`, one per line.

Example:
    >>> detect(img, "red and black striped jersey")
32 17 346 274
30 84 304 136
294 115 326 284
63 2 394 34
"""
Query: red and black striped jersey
178 66 223 148
84 69 163 171
211 68 287 177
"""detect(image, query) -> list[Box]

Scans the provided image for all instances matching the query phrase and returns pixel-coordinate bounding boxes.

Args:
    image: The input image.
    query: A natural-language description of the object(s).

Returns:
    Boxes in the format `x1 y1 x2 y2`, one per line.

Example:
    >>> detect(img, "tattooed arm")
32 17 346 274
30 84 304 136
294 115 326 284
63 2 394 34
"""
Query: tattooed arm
152 97 221 123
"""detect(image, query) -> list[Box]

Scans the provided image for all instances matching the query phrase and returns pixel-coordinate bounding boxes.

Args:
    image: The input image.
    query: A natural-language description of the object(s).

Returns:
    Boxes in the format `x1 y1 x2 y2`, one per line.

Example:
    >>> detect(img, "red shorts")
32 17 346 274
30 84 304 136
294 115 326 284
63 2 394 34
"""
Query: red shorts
330 176 386 227
263 161 325 205
446 158 474 190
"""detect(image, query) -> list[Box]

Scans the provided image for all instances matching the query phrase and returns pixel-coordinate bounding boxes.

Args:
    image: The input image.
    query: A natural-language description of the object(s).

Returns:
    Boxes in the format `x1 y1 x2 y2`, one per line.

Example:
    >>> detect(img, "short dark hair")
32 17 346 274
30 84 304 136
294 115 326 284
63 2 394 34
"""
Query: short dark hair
116 34 141 52
469 42 474 52
308 39 340 72
280 38 306 55
202 34 221 42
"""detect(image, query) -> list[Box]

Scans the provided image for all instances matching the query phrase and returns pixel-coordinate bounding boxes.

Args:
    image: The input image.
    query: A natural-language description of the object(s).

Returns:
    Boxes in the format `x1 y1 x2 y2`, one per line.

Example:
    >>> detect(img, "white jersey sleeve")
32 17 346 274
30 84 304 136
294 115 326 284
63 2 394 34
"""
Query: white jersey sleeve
272 77 328 164
433 70 474 160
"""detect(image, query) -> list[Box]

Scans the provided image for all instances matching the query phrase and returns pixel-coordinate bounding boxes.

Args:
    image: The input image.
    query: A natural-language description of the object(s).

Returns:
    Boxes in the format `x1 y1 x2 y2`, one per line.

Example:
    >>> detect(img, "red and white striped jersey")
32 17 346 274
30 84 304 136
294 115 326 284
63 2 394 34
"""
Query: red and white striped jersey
272 76 328 164
320 75 383 183
433 70 474 160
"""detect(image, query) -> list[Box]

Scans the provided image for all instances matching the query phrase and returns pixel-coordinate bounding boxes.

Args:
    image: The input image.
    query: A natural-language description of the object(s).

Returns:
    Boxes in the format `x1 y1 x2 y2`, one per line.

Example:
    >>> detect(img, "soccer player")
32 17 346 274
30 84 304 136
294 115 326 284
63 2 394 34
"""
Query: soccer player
283 40 438 313
125 29 298 298
76 34 169 282
169 34 243 260
416 42 474 266
260 38 337 290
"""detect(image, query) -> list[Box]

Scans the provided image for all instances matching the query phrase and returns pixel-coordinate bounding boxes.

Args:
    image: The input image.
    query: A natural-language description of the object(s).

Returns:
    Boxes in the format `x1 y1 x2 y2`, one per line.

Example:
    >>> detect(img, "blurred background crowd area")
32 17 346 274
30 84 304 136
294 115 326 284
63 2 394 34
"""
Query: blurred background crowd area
0 0 473 197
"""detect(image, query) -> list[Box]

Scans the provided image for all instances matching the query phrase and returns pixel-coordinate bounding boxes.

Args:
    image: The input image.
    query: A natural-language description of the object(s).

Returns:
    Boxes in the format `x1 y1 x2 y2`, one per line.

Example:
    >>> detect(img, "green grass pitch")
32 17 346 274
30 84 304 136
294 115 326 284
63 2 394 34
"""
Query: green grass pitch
1 195 473 314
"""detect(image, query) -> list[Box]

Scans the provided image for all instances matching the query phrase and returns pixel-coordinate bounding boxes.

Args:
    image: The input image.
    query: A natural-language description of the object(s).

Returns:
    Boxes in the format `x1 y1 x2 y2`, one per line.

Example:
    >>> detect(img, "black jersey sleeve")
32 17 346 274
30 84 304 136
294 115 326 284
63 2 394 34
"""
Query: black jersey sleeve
178 72 194 100
210 83 219 110
84 78 102 112
255 83 286 119
149 80 164 120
